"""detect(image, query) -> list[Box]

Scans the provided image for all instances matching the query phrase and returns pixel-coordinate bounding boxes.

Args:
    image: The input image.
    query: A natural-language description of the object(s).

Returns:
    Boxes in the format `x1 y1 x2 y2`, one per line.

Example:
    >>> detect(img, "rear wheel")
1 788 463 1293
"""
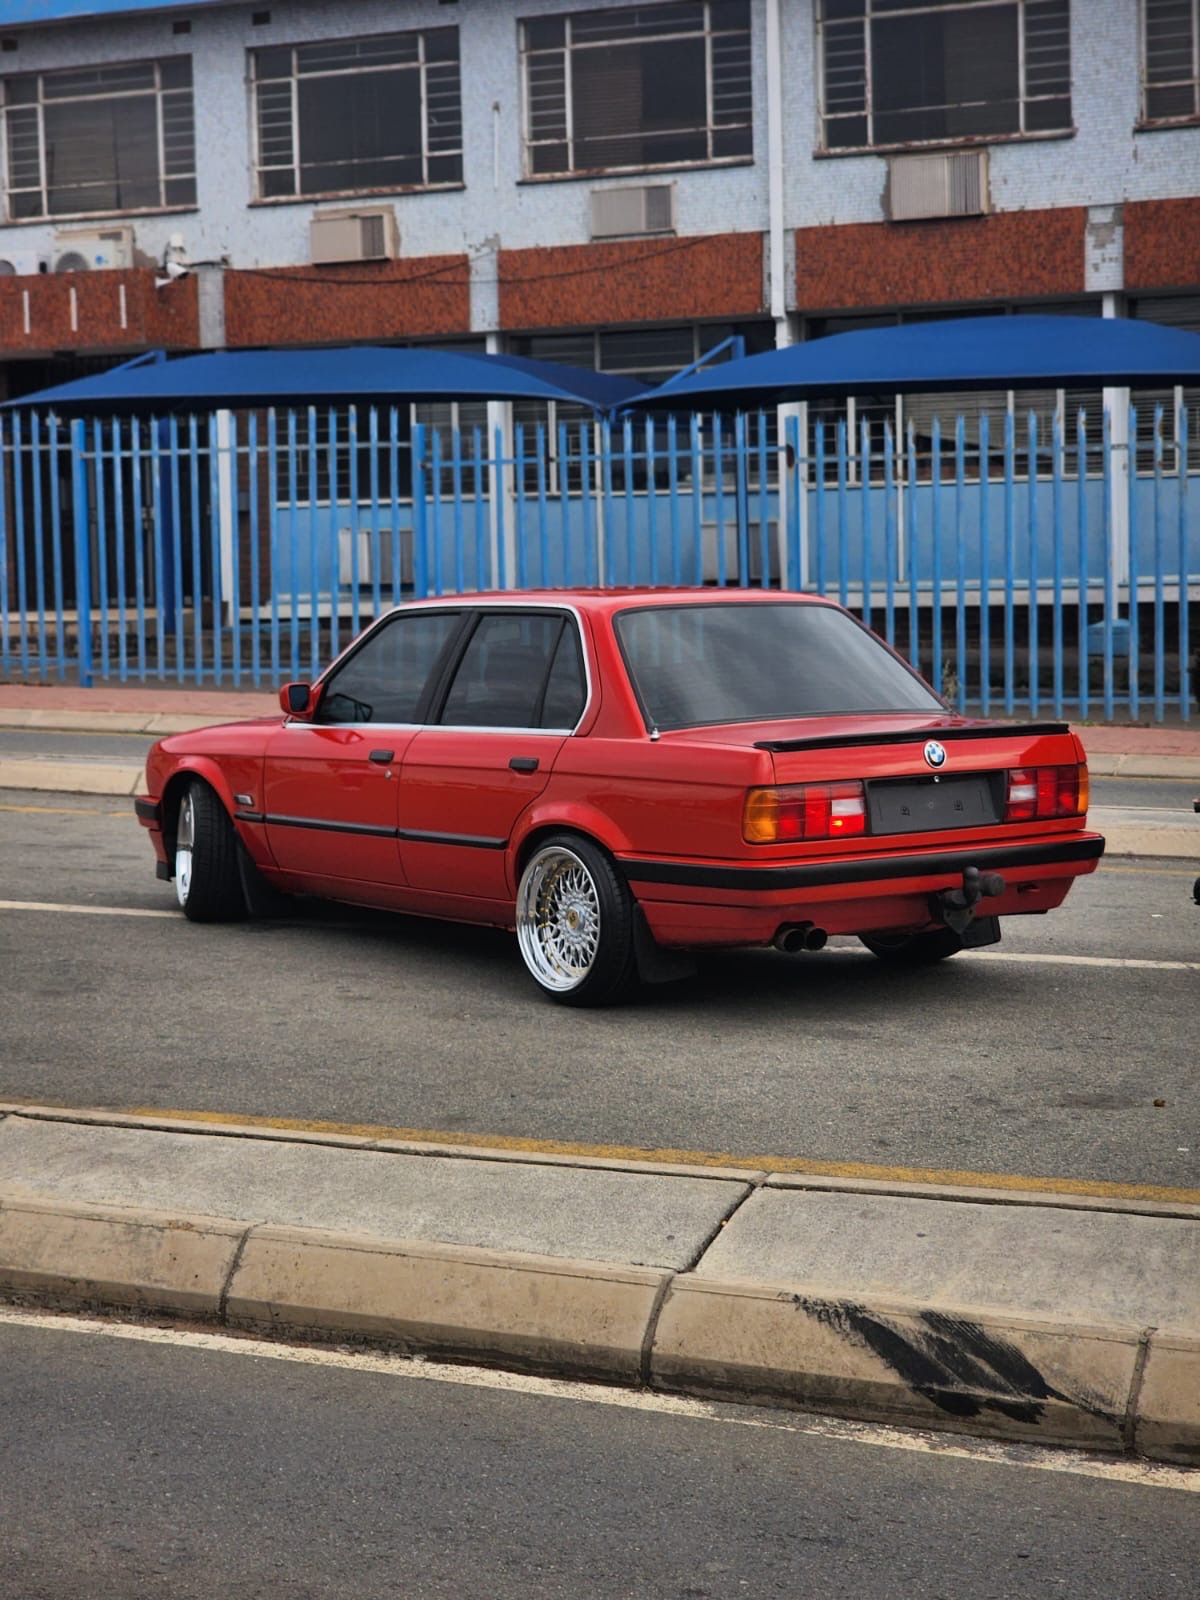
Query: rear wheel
516 835 639 1007
174 781 246 923
858 927 964 965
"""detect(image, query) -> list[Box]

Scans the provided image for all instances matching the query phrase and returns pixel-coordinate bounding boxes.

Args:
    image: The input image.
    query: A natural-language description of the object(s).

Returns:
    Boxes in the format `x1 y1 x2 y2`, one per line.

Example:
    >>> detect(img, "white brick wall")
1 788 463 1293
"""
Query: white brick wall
1 0 1197 312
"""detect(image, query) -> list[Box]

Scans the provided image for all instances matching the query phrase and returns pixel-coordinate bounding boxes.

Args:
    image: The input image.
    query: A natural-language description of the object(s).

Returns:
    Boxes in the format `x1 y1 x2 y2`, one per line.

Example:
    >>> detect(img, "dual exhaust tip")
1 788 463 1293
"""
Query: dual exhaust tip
773 922 828 954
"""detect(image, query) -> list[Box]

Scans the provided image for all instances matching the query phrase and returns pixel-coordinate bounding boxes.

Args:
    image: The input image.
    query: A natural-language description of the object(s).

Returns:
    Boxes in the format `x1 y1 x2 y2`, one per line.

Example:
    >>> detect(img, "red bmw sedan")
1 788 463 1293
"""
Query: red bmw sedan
136 589 1103 1005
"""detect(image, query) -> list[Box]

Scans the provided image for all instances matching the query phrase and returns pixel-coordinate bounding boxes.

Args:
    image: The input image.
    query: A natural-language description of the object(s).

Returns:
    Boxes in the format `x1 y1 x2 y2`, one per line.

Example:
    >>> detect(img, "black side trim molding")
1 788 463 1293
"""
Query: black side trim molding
134 798 162 825
261 813 398 839
620 836 1105 893
254 812 507 850
755 722 1071 754
398 828 507 850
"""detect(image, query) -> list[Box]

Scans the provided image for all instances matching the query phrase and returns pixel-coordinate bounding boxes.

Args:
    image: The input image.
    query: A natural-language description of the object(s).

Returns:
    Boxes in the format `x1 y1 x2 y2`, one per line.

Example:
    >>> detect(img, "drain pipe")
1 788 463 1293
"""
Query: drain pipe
765 0 803 584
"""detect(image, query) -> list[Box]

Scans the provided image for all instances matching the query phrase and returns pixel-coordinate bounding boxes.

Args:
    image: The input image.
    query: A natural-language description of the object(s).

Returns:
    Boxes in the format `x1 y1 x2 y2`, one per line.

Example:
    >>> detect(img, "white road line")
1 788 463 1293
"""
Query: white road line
977 951 1200 972
1 899 1198 970
0 1307 1192 1493
0 899 177 919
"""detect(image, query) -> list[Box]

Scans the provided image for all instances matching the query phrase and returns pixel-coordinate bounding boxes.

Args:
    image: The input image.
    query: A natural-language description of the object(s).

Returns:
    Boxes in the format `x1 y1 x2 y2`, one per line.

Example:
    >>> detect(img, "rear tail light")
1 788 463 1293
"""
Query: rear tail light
1005 763 1088 822
744 781 867 844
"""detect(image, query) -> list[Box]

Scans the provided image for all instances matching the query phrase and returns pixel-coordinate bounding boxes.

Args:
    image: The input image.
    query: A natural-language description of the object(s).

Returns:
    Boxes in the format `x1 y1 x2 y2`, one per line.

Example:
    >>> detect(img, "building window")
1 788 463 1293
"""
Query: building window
252 27 462 199
3 57 195 219
819 0 1071 153
521 1 752 177
1142 0 1200 122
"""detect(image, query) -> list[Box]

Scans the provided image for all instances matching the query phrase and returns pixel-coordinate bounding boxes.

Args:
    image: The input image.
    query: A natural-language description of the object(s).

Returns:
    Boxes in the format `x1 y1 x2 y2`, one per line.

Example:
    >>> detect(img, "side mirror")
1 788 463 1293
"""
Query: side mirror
280 682 314 717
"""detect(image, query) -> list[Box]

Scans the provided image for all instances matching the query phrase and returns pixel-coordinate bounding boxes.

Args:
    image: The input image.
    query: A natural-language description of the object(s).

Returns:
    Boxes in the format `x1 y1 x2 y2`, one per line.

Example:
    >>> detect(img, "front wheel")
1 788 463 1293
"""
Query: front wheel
174 781 246 923
858 927 964 965
516 835 639 1007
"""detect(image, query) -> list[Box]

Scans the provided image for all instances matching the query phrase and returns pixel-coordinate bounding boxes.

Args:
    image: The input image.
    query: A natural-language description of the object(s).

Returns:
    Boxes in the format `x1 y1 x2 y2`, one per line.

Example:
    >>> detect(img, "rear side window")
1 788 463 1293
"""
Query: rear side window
439 611 584 729
317 610 461 723
615 603 942 729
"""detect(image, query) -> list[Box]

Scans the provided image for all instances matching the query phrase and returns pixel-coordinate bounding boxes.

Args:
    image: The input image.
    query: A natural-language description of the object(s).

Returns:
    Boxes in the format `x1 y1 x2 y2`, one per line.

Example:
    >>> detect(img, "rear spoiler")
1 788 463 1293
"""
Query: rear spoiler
754 722 1071 754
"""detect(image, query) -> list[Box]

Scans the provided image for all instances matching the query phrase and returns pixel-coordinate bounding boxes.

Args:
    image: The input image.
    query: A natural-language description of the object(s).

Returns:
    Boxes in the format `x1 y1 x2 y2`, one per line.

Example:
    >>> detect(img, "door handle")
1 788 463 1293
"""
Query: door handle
369 749 395 764
509 756 539 773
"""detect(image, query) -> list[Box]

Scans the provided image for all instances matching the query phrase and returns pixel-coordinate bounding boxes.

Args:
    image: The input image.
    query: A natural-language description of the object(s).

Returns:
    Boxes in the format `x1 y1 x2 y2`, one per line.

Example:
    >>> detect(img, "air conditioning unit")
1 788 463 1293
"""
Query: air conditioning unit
311 207 398 265
0 250 47 278
337 527 413 590
886 151 989 222
590 184 675 240
52 225 136 272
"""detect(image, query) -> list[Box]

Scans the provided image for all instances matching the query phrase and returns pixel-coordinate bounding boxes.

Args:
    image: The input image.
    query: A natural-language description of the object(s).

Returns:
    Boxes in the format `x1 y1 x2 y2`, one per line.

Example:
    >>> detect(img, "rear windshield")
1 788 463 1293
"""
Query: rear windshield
614 603 943 730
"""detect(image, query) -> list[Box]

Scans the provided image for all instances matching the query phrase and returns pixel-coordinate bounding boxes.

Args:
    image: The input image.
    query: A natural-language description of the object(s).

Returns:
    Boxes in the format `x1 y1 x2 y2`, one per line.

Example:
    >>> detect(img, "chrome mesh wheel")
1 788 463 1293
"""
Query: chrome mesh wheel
517 845 602 993
174 789 195 908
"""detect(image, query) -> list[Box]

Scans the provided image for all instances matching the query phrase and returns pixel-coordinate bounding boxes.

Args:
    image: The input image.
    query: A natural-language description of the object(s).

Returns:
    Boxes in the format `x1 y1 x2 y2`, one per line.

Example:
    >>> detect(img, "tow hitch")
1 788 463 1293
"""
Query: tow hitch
932 866 1006 947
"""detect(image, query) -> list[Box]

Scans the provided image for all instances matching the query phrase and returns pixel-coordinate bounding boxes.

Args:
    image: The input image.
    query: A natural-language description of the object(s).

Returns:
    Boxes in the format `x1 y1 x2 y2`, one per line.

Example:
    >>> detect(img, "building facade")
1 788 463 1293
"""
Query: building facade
0 0 1197 406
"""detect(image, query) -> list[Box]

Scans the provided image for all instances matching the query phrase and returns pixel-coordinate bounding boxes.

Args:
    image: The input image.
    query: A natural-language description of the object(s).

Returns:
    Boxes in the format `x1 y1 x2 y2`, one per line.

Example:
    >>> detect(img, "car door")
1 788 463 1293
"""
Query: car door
398 608 588 905
262 608 465 890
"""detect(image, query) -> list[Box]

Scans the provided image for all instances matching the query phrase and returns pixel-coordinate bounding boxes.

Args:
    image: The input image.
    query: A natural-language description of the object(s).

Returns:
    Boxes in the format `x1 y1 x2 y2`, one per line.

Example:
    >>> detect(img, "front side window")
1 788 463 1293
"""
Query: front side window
819 0 1071 152
252 27 462 199
522 1 752 177
3 57 195 219
317 609 462 724
440 612 584 729
616 603 942 729
1142 0 1200 122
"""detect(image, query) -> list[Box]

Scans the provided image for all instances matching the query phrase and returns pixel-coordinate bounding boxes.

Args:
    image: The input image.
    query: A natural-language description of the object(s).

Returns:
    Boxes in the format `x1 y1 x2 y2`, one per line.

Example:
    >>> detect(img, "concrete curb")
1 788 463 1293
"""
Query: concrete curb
1 1109 1196 1466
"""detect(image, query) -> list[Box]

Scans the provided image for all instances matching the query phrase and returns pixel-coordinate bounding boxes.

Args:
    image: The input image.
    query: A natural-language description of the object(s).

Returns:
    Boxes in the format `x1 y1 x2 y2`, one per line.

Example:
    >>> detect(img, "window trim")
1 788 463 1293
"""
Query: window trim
248 25 464 203
308 601 594 736
1 52 197 222
519 1 754 181
815 0 1074 157
1138 0 1200 128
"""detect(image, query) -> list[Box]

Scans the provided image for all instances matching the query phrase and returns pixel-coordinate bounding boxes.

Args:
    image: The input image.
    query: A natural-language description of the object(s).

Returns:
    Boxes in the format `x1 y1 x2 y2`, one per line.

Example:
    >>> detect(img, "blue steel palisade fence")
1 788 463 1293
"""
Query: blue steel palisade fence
0 401 1195 721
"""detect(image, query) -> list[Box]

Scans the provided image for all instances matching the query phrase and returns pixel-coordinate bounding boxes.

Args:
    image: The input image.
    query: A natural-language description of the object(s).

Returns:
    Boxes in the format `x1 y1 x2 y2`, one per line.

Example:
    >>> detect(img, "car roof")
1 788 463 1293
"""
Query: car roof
393 588 831 618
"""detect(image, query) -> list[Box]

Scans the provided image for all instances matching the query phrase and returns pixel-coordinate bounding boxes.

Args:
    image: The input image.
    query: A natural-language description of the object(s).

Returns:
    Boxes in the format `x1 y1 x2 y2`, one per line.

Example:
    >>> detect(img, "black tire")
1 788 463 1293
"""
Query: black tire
515 833 640 1007
858 927 964 965
173 780 246 923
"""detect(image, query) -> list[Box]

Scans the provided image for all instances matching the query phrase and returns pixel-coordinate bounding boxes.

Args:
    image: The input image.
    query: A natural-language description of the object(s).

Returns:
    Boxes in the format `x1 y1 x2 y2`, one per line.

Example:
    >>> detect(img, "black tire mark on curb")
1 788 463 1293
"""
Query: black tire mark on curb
794 1296 1116 1427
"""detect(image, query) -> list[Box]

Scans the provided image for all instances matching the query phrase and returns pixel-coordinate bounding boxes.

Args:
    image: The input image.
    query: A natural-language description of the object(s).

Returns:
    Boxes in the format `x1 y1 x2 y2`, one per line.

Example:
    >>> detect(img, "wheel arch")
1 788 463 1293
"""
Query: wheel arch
511 807 633 887
159 760 239 857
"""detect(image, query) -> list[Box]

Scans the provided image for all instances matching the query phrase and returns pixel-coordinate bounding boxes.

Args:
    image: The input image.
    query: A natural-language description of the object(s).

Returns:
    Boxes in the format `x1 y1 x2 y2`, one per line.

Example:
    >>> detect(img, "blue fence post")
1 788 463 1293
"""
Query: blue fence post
29 412 48 676
836 418 849 607
13 414 30 678
882 419 896 649
70 418 93 688
1127 405 1140 721
1153 403 1165 722
1003 412 1016 715
1051 412 1064 719
1077 409 1089 723
906 423 919 672
930 416 942 698
1178 402 1191 721
1027 413 1039 717
129 418 146 680
954 414 966 713
412 422 429 597
734 411 750 587
978 413 991 716
0 419 9 679
1102 408 1115 721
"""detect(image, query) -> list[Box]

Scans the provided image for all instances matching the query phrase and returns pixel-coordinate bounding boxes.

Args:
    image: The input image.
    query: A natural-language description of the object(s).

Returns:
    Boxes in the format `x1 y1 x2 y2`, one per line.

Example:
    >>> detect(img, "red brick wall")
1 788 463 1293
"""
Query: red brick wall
499 232 764 331
223 258 471 347
0 269 199 356
794 209 1088 313
1124 199 1200 292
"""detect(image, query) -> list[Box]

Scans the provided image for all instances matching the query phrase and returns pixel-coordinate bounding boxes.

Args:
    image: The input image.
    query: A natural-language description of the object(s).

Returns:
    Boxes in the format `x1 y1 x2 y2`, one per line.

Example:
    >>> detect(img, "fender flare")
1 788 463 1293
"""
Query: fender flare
507 802 636 892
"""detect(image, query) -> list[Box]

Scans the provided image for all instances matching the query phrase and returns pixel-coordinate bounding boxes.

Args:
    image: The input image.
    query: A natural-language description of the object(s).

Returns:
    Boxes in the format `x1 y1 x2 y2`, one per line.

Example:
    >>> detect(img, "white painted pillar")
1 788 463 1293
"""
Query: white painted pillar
485 333 514 590
1101 293 1131 596
216 408 236 626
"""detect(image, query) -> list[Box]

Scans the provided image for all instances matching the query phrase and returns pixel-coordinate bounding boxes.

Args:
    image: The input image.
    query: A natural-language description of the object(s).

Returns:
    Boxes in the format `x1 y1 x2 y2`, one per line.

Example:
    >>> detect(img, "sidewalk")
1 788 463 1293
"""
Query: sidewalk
2 682 1196 856
1 1104 1196 1464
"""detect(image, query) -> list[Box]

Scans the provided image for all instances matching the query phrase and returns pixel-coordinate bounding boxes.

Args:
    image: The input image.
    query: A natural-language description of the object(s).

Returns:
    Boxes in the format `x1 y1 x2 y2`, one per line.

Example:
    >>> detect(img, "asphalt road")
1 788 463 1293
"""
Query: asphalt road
1 1312 1195 1600
0 788 1195 1190
1 726 1196 813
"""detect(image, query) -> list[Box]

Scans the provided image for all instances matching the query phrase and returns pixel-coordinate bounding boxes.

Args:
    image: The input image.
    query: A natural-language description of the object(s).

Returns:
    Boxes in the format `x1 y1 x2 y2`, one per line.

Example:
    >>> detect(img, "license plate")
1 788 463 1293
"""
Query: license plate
868 774 998 835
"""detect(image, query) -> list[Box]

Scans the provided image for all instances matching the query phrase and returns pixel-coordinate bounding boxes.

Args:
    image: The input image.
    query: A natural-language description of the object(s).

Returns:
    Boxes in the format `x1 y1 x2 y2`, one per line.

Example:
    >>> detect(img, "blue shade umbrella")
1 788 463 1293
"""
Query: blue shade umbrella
2 346 645 416
621 315 1200 410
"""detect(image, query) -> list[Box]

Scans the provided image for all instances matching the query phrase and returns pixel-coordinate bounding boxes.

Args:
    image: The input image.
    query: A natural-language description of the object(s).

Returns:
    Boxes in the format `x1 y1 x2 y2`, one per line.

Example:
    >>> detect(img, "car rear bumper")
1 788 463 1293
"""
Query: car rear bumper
621 832 1105 945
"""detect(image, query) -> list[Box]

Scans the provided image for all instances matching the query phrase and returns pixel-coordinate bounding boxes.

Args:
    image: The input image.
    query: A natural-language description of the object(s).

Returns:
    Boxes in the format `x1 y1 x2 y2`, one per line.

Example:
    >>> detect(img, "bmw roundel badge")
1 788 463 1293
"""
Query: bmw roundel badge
923 740 948 769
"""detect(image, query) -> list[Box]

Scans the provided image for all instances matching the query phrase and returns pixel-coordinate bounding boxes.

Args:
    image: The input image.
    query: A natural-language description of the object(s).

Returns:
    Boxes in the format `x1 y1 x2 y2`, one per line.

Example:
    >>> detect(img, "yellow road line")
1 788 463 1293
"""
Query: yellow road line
4 1099 1192 1207
0 801 130 817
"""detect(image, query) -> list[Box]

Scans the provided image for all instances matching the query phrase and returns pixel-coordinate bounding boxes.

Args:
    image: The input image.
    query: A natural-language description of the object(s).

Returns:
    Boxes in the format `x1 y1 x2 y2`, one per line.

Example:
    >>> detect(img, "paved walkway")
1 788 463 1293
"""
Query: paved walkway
1 1104 1196 1464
